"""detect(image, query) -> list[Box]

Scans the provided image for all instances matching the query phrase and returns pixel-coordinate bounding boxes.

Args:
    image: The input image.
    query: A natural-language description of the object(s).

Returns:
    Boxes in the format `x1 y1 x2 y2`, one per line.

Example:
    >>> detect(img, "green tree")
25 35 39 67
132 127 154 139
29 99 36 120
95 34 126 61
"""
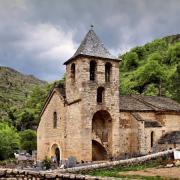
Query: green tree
0 122 20 160
26 85 50 113
16 108 36 130
131 46 146 60
120 73 139 95
143 84 159 96
134 54 167 95
144 39 167 54
121 52 139 71
19 129 37 154
171 63 180 102
148 52 163 63
167 42 180 65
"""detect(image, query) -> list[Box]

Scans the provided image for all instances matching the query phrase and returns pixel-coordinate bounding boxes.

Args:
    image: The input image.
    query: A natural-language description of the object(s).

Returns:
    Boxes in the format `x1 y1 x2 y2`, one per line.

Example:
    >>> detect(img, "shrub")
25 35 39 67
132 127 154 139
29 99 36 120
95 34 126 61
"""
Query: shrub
0 122 20 160
42 156 51 170
19 129 37 154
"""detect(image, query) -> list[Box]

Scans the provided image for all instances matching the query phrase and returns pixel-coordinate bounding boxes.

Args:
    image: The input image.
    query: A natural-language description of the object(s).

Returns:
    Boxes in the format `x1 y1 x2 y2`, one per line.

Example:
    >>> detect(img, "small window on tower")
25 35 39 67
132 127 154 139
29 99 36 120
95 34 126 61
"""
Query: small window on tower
97 87 105 103
53 112 57 129
105 62 112 82
71 63 75 82
90 60 96 81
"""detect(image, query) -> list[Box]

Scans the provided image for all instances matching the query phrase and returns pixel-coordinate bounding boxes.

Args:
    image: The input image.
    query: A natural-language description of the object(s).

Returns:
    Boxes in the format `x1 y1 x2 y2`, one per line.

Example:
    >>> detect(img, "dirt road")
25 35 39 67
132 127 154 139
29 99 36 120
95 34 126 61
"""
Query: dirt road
118 167 180 179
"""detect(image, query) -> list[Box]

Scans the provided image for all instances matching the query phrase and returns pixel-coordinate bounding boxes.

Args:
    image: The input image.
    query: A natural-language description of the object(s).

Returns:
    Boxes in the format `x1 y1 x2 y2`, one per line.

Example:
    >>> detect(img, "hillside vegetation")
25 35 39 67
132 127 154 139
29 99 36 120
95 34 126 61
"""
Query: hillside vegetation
0 66 46 119
0 67 51 159
120 34 180 102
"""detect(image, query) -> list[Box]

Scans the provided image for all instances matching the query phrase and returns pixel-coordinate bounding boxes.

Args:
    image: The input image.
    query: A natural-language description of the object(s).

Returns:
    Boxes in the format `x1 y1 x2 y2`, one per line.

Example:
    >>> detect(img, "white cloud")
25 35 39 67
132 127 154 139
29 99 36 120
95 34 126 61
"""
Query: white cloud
16 23 76 62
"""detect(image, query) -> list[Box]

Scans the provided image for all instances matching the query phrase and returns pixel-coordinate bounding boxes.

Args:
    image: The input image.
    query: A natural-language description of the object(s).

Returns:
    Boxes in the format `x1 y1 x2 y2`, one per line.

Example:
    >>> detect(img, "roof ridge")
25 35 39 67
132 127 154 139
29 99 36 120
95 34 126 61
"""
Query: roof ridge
131 112 143 121
131 95 163 111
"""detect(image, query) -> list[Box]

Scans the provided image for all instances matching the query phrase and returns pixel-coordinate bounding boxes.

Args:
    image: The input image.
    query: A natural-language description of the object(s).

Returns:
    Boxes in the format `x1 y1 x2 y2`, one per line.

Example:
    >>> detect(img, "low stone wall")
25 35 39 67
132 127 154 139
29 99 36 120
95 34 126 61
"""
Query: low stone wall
60 149 174 173
0 168 111 179
0 150 174 179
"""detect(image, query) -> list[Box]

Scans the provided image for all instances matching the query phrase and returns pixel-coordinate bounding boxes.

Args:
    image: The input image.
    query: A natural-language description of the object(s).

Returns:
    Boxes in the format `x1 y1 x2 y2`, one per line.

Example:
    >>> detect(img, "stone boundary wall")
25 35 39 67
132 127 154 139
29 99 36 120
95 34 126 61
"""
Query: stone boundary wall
0 168 111 179
60 149 174 173
0 150 174 179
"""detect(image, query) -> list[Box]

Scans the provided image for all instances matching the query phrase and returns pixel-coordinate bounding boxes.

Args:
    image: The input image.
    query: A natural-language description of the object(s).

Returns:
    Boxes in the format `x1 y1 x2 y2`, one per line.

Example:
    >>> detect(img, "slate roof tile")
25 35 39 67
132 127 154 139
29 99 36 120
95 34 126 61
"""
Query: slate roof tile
120 95 180 112
64 29 118 64
158 131 180 144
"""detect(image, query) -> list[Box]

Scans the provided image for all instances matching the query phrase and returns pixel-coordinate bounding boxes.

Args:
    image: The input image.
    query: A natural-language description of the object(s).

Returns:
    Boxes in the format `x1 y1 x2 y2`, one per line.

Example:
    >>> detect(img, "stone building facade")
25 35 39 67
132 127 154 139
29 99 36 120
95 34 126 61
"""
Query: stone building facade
37 28 180 162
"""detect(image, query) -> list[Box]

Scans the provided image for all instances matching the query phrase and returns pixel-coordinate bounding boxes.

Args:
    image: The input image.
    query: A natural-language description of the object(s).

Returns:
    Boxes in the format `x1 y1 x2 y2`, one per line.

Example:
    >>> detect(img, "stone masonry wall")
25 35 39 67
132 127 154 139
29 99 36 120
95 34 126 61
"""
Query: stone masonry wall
119 112 140 157
65 101 83 161
140 112 180 153
65 56 120 161
37 90 66 160
119 111 180 157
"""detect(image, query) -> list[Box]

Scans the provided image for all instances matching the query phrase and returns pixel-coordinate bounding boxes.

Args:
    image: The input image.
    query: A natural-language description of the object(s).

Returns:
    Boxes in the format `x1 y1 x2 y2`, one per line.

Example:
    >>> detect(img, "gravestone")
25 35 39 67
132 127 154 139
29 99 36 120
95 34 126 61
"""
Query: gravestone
67 156 76 168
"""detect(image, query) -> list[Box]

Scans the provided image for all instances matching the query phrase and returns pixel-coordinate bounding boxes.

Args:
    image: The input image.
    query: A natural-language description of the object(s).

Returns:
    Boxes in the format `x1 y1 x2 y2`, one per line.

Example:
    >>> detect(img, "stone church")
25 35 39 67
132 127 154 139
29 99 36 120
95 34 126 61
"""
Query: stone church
37 28 180 162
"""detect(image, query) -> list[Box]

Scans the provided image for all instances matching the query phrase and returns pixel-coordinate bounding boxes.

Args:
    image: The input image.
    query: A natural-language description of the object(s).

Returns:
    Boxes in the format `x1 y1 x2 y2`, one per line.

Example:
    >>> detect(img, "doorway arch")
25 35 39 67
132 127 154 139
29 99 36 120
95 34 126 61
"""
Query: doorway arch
92 110 112 160
51 144 60 165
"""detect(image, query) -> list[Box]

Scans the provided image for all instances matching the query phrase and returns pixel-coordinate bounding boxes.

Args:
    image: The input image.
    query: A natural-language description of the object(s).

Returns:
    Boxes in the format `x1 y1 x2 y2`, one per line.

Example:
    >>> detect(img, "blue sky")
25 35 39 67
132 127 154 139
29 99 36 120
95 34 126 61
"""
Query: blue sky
0 0 179 82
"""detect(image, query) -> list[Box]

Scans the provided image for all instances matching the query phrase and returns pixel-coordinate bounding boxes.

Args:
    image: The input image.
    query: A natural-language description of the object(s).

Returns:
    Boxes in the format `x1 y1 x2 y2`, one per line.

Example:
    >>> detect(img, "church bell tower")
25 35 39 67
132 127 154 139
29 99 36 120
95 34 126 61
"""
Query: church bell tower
64 26 120 161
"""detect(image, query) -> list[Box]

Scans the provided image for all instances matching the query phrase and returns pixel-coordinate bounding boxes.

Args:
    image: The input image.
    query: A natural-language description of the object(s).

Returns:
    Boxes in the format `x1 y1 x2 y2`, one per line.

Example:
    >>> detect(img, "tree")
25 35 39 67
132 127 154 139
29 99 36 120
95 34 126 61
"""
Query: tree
144 39 167 54
16 108 36 130
26 85 50 113
143 84 159 96
121 52 139 71
167 42 180 65
171 63 180 102
147 52 163 63
0 122 20 160
134 53 167 96
131 46 146 60
19 129 37 154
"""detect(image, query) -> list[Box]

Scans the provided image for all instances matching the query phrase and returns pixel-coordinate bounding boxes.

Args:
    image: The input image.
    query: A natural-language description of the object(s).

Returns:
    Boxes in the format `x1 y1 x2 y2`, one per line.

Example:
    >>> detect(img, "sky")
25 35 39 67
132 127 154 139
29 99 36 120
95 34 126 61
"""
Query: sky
0 0 179 82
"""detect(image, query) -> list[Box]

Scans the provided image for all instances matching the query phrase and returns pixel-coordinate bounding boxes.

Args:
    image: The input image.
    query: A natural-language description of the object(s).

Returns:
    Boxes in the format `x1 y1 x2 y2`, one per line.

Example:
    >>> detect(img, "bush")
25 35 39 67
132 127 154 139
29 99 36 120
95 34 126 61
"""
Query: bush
19 129 37 154
42 156 51 170
0 122 20 160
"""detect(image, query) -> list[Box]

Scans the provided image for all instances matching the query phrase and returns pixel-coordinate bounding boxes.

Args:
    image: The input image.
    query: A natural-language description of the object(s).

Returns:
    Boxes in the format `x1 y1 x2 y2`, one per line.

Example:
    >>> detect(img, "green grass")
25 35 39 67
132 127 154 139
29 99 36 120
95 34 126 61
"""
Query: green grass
85 160 177 180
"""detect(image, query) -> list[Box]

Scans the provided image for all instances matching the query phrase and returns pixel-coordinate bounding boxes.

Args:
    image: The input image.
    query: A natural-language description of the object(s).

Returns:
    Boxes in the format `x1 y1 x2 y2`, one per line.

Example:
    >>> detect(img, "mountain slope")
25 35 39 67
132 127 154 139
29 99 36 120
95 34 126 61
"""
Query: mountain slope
0 66 46 119
120 34 180 102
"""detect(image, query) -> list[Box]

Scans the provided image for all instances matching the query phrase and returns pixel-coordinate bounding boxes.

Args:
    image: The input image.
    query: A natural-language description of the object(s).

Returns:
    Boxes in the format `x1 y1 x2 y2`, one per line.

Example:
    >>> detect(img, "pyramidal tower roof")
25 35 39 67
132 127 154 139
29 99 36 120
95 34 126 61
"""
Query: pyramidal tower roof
64 26 118 65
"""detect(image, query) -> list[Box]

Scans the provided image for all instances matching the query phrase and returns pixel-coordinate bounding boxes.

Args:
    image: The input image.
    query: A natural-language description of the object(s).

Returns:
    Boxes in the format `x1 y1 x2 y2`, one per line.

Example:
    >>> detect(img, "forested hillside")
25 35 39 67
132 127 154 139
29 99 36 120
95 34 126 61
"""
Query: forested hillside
0 67 50 159
0 67 46 118
120 34 180 102
0 67 49 126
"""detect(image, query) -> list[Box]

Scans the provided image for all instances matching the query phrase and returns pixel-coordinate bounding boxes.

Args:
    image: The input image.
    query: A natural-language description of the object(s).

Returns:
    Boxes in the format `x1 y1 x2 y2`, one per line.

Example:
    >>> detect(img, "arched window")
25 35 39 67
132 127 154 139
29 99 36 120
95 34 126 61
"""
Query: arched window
71 63 75 82
53 112 57 128
97 87 105 103
151 131 154 147
105 62 112 82
90 60 96 81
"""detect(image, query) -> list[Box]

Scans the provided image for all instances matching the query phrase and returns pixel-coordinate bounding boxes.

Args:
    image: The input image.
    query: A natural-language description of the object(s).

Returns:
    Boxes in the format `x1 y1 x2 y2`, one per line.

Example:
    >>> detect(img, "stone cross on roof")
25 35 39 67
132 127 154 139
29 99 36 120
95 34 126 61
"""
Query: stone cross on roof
64 26 118 65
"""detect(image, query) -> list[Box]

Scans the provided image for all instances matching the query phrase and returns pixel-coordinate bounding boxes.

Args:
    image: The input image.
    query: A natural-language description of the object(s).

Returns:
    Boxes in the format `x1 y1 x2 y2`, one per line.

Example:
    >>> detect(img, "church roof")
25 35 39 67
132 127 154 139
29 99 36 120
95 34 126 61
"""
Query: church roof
64 28 119 65
158 131 180 144
119 95 180 112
